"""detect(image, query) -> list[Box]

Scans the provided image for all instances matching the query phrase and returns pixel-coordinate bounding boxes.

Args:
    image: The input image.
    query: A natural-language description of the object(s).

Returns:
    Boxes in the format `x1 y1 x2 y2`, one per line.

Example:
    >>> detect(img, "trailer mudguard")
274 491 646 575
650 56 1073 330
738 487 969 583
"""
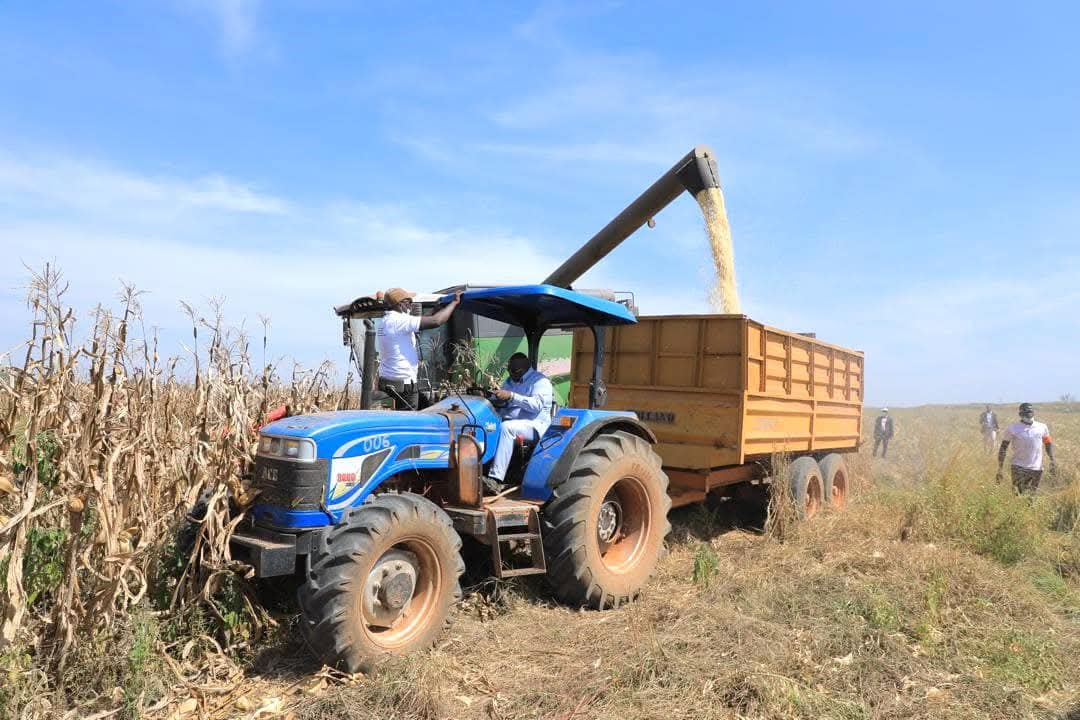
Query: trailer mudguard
519 409 657 502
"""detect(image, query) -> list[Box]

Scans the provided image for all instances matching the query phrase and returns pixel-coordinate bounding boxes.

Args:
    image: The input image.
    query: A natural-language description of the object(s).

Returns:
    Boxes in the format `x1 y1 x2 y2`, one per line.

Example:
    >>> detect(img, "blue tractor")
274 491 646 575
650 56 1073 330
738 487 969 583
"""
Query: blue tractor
231 285 672 671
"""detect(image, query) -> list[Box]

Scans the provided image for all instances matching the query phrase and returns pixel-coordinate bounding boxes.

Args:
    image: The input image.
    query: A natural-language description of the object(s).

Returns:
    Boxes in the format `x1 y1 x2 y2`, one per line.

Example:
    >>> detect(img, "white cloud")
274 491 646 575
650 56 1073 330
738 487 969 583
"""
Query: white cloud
0 152 288 217
186 0 260 56
0 151 567 368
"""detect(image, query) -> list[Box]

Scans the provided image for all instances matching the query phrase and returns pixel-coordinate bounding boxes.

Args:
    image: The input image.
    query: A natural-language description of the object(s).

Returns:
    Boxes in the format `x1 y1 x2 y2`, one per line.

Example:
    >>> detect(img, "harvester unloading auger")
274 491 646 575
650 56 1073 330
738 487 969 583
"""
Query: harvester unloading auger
544 144 741 313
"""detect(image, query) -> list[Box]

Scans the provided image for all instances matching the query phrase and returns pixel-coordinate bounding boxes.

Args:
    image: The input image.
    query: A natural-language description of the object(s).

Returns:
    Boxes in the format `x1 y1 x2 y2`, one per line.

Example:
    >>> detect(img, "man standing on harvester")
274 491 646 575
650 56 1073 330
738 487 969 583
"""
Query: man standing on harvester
997 402 1056 494
484 352 553 493
377 287 462 409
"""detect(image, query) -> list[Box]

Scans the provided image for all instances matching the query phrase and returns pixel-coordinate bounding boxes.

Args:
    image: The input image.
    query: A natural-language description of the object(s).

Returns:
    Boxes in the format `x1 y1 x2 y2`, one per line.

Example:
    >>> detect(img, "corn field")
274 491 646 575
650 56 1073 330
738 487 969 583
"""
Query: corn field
0 266 343 717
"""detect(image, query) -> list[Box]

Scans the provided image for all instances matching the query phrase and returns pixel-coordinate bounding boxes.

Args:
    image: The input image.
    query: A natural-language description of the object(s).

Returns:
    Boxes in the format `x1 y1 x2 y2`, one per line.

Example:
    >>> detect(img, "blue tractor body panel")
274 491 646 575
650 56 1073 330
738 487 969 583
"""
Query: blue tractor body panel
518 408 637 501
250 396 501 529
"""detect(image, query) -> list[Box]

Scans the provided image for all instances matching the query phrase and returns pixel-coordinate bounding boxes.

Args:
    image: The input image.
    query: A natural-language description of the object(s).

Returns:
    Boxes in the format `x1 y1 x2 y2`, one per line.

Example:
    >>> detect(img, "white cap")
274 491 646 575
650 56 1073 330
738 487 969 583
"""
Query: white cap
882 407 889 413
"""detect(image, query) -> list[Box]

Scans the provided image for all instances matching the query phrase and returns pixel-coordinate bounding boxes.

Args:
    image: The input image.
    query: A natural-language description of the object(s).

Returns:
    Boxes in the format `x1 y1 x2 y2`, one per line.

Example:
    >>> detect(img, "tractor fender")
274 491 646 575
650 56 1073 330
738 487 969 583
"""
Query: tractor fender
520 413 657 502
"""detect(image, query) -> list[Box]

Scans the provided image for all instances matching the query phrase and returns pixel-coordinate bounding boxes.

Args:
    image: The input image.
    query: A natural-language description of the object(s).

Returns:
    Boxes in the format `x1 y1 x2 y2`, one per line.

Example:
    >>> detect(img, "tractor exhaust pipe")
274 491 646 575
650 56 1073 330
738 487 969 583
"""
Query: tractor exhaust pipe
543 145 721 288
359 319 377 410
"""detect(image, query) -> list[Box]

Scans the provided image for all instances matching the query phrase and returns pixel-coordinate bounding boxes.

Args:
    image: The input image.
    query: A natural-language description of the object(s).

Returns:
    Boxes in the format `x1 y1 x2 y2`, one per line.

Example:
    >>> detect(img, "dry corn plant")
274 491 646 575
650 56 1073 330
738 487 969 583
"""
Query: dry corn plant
0 265 336 715
421 335 506 398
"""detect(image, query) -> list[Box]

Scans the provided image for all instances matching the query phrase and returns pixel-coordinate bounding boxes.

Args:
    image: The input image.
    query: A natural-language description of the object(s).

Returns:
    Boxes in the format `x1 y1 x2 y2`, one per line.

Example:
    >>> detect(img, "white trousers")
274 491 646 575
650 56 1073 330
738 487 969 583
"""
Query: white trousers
490 419 539 481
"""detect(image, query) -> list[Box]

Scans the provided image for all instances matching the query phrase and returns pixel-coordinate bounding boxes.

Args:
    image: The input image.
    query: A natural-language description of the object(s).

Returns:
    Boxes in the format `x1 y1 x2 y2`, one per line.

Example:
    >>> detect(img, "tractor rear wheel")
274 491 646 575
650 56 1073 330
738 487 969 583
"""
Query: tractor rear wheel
818 453 850 509
543 430 671 609
787 456 823 520
297 493 464 673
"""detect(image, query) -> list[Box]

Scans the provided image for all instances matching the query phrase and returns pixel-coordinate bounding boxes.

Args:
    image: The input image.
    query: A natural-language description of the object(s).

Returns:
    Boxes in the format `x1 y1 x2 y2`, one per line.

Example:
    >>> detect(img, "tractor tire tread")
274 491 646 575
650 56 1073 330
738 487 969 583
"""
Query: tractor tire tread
542 430 671 609
297 492 463 673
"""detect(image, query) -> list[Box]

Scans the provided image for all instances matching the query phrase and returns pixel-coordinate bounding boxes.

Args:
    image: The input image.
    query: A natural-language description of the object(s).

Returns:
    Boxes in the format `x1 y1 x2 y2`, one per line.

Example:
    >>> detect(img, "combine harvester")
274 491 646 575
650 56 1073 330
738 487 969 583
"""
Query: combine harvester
230 146 864 671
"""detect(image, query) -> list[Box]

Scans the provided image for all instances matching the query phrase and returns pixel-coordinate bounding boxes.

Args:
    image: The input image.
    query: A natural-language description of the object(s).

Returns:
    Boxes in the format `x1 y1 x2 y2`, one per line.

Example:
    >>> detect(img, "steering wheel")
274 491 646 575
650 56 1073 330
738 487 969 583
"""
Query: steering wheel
466 385 509 407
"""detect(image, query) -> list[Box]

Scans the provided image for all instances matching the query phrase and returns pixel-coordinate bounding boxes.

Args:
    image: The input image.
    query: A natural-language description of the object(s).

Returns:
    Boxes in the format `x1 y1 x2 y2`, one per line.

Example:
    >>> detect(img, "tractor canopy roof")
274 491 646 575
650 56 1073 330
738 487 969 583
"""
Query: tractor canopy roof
441 284 637 331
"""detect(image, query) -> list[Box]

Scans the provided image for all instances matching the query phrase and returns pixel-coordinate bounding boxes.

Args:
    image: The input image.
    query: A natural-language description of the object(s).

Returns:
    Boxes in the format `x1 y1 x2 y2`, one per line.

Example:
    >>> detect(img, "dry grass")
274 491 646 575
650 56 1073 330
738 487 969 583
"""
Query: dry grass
3 268 1080 719
291 405 1080 720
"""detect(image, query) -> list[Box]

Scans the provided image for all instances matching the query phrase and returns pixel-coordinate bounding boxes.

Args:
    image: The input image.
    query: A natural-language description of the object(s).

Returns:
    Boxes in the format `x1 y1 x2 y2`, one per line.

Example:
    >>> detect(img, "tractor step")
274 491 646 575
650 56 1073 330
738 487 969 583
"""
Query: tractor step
496 532 541 541
486 499 547 579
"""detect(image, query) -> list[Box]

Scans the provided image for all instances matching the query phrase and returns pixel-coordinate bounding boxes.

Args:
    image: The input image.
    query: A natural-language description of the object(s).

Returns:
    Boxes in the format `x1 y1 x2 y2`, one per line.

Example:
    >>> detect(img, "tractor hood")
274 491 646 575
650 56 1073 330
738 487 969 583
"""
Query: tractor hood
262 410 446 441
258 396 502 460
441 284 637 331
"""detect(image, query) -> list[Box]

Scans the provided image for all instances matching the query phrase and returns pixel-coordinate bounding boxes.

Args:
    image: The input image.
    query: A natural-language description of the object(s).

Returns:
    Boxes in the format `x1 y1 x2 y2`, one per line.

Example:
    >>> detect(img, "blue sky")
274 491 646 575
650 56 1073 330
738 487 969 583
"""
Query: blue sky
1 1 1078 405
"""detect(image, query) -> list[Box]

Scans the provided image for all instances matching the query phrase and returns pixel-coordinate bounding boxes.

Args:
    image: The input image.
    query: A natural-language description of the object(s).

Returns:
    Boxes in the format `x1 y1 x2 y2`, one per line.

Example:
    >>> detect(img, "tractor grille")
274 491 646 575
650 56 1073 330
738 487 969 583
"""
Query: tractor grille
252 457 329 511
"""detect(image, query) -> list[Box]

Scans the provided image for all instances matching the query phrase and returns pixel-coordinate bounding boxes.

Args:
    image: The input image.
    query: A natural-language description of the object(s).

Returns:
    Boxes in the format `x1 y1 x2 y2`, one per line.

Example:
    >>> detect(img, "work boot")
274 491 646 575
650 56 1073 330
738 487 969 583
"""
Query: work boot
482 476 507 494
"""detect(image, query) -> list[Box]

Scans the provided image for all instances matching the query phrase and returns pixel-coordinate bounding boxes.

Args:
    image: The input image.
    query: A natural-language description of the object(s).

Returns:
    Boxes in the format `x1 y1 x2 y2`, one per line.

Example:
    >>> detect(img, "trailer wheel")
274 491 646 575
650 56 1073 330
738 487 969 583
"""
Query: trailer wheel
818 453 849 509
787 456 823 520
543 430 671 609
297 493 464 673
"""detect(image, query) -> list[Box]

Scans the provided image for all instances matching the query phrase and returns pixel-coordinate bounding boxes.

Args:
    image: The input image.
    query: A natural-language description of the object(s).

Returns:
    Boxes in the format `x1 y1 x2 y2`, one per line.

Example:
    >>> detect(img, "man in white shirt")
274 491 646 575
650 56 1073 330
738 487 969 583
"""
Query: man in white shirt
377 287 461 409
484 353 554 493
996 402 1056 494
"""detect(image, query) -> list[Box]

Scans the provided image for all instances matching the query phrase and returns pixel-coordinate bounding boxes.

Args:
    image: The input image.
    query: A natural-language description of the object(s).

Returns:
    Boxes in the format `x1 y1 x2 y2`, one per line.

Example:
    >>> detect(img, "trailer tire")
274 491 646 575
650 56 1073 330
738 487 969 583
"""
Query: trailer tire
818 453 849 509
543 430 671 609
297 492 464 673
788 456 823 520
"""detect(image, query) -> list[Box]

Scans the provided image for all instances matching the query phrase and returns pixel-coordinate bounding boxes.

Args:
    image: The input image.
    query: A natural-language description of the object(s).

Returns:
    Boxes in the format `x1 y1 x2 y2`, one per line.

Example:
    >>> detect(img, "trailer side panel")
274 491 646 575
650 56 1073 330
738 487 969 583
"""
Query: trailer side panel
571 315 863 472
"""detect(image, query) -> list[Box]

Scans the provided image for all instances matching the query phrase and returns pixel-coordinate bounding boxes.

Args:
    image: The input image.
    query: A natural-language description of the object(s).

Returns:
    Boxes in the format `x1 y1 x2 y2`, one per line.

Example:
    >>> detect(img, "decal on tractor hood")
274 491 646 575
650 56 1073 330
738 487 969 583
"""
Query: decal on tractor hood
329 447 393 500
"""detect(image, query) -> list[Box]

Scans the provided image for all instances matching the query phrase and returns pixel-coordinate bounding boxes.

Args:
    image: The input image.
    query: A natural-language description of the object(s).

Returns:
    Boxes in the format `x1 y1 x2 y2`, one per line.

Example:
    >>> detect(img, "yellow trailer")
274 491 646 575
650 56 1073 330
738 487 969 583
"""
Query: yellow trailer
571 314 863 512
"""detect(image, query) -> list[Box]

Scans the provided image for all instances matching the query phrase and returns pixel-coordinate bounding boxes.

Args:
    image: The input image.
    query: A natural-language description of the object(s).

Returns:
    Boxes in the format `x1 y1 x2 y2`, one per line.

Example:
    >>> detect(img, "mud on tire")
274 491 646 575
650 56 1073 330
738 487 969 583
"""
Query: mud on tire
818 453 850 509
542 430 671 609
297 492 464 673
787 456 824 520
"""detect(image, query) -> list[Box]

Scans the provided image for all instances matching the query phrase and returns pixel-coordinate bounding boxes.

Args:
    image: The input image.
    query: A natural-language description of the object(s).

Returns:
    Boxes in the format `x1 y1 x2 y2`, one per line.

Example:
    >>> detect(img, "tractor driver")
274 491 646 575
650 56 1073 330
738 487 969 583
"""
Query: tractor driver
377 287 462 410
483 353 554 493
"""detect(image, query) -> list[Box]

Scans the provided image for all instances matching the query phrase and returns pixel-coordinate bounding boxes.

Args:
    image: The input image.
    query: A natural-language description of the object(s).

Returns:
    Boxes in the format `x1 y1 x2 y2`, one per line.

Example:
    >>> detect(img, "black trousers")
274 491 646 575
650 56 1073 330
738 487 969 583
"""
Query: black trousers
1010 465 1042 495
377 377 419 410
873 436 890 457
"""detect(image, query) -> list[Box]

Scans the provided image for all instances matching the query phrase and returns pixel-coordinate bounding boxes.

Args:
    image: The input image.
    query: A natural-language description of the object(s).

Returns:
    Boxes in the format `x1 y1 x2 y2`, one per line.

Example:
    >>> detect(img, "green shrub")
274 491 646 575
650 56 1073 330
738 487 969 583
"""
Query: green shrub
24 526 67 607
692 543 719 587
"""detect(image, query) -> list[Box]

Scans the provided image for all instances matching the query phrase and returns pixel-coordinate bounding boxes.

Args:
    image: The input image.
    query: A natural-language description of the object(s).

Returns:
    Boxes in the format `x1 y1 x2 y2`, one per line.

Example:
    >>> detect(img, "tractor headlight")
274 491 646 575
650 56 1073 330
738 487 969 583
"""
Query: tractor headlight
257 434 315 462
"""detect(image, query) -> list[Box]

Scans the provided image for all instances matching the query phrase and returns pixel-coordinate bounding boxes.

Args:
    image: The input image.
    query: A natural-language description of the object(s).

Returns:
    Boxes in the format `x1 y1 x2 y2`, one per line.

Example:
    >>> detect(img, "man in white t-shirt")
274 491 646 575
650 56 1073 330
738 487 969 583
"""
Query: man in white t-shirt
996 402 1056 494
376 287 462 409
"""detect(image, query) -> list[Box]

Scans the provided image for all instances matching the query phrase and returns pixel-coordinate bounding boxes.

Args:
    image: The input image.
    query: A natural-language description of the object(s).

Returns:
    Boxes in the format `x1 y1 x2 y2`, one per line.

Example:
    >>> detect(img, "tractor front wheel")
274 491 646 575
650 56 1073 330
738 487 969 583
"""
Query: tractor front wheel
543 430 671 609
297 493 464 673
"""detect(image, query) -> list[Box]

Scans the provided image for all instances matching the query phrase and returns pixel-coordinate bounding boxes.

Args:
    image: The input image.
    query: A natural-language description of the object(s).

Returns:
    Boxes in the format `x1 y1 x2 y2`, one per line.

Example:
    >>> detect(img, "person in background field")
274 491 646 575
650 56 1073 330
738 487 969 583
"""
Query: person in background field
377 287 462 410
997 402 1056 494
979 404 999 453
872 408 894 458
483 353 554 493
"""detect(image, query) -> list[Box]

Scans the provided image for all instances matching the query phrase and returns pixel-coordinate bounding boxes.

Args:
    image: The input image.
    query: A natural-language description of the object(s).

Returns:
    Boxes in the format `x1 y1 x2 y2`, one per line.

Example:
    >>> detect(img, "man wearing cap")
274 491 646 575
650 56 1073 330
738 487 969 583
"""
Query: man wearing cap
872 408 894 458
377 288 462 410
483 352 553 493
997 403 1056 494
